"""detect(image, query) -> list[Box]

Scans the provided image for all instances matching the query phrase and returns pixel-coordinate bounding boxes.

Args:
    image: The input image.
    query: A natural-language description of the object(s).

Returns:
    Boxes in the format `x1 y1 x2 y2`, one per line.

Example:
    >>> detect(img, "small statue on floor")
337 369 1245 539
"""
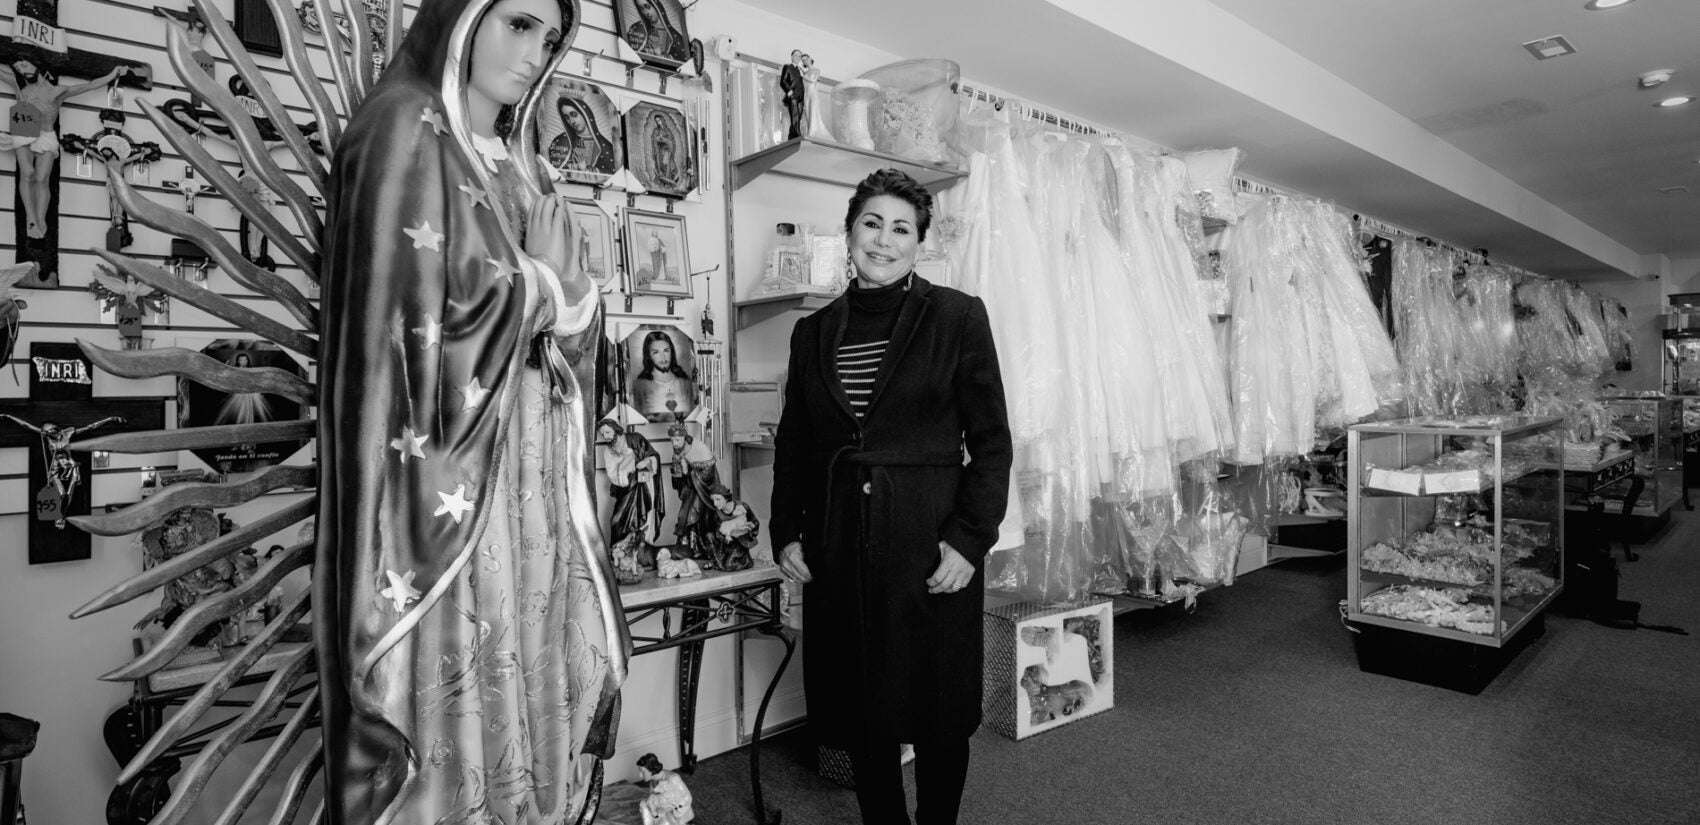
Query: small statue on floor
637 752 694 825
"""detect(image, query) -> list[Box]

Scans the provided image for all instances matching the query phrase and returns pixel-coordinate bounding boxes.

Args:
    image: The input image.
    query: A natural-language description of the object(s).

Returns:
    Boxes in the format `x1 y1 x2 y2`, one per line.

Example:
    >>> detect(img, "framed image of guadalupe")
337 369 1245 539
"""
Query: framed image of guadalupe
538 79 623 187
620 323 698 424
622 208 690 299
623 101 696 199
177 339 309 475
569 199 618 289
614 0 691 70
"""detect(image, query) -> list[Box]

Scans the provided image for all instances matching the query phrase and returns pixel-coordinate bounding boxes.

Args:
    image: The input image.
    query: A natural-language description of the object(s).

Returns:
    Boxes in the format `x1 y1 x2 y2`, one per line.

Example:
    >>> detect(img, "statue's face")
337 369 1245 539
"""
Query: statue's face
12 60 37 82
467 0 563 110
710 493 729 511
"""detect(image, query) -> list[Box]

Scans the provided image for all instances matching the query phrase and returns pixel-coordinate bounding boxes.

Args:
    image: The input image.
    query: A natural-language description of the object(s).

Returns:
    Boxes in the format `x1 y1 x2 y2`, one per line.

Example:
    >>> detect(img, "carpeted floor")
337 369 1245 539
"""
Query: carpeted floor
681 504 1700 825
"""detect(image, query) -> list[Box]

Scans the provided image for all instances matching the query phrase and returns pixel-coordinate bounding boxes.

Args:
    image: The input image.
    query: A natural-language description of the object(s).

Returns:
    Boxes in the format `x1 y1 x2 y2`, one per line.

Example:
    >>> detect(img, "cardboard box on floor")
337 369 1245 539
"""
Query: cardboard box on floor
982 598 1114 740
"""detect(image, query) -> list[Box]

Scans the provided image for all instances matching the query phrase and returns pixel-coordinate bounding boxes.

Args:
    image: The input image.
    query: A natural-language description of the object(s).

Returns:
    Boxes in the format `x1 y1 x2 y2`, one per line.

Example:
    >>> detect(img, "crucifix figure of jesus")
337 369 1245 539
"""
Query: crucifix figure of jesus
0 413 124 527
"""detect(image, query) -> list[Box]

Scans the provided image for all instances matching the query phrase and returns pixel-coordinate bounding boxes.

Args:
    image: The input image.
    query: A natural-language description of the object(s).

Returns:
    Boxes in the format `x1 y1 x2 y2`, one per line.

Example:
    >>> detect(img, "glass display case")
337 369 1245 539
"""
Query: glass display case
1602 395 1686 520
1346 415 1565 651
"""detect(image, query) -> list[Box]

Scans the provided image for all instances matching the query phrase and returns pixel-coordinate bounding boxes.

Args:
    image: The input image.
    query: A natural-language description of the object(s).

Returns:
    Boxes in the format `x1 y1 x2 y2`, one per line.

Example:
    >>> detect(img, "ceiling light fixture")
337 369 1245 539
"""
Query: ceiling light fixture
1585 0 1635 9
1659 186 1689 194
1639 69 1674 88
1522 35 1577 60
1655 96 1694 107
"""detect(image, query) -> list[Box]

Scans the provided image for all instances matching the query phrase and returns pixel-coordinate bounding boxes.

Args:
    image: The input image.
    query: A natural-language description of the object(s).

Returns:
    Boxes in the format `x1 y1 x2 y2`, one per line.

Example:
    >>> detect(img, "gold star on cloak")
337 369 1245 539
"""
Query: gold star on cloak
380 569 420 611
487 257 520 284
389 425 428 463
459 377 490 412
421 107 447 135
434 483 475 523
412 314 441 349
404 221 444 251
459 180 490 211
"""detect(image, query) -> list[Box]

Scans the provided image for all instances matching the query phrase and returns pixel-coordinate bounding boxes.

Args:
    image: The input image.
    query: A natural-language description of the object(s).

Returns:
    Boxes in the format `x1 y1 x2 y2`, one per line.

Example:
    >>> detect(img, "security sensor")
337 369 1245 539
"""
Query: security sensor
1639 69 1674 88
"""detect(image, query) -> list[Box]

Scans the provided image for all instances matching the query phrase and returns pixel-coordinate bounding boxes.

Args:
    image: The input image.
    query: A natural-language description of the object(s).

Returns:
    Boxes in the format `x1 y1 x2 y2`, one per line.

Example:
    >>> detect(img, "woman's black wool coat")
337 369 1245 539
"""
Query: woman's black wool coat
771 275 1013 745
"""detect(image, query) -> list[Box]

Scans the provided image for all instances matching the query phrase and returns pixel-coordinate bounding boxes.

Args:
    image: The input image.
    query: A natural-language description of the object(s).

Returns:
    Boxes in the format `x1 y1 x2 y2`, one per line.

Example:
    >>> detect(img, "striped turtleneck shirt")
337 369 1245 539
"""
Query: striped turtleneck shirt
837 274 909 419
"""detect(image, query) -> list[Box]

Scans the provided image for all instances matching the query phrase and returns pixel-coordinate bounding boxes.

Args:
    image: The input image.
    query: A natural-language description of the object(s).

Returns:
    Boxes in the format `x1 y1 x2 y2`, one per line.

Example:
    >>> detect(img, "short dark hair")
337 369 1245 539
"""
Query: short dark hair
636 752 664 774
845 168 933 243
706 483 733 499
596 418 623 437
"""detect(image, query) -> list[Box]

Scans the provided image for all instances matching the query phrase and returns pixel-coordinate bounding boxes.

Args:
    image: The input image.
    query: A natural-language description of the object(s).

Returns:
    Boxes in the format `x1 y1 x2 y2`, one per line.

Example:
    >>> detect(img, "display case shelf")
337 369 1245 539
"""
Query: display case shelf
730 137 967 193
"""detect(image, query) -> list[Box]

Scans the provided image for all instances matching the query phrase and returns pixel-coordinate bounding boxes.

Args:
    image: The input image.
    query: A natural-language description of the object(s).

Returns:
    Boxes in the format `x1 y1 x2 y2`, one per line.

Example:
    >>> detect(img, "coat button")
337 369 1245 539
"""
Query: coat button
861 482 871 495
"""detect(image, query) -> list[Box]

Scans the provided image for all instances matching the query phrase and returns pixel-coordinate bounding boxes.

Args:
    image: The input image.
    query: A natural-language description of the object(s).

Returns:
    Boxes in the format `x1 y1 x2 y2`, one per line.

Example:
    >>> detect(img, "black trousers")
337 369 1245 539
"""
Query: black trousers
847 733 971 825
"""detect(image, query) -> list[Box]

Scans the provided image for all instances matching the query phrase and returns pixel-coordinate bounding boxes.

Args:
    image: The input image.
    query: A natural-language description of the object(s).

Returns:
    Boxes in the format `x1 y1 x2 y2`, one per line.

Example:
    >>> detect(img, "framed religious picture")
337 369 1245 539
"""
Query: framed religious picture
176 338 310 475
569 199 618 289
620 323 698 424
622 208 690 299
538 79 623 187
622 101 696 199
613 0 691 70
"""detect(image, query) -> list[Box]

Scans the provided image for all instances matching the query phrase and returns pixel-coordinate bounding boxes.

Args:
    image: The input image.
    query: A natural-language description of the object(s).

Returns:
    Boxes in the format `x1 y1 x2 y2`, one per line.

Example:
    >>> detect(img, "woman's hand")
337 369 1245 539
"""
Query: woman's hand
524 194 575 276
926 541 973 594
778 541 812 583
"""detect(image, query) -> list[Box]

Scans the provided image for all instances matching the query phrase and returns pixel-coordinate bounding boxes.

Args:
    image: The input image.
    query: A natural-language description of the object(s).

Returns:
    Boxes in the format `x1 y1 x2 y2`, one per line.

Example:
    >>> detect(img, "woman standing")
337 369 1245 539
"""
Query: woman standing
315 0 628 821
773 168 1012 825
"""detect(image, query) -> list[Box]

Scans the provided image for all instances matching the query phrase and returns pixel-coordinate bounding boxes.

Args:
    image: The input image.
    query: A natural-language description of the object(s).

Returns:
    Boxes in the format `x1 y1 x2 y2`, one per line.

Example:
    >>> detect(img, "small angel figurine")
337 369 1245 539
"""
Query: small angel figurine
637 752 694 825
655 548 702 579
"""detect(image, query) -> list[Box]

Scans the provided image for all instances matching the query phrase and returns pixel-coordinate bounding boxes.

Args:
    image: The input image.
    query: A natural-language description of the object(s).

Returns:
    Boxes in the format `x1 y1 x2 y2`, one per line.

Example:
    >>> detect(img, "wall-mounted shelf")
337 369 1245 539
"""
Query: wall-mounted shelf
735 292 834 331
730 138 967 193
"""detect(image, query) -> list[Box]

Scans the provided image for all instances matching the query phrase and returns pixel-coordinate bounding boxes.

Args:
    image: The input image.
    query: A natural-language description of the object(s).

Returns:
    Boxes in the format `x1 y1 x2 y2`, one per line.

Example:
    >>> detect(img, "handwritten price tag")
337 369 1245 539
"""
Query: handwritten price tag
9 102 42 139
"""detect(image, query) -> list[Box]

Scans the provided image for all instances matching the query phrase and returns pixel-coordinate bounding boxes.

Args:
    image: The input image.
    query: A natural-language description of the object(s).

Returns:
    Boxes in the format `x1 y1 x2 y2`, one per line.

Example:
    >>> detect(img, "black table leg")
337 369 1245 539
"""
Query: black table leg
676 599 709 772
1619 475 1645 561
749 625 797 825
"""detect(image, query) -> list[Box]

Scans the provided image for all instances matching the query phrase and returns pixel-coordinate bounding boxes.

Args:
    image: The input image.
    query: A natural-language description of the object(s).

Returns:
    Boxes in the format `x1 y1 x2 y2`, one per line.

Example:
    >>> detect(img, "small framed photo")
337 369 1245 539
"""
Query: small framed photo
539 78 624 187
614 0 691 70
622 208 690 299
569 199 618 289
623 101 696 199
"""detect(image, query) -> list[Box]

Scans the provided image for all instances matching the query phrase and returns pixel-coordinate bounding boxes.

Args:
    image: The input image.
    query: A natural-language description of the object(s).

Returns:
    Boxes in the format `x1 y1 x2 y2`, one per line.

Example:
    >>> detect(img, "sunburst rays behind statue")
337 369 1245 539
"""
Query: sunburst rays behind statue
61 0 404 822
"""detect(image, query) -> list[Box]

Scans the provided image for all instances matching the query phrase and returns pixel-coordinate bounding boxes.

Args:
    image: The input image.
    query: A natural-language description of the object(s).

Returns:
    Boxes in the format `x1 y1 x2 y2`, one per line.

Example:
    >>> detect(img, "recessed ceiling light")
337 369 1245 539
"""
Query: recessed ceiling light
1522 35 1577 60
1585 0 1635 9
1655 96 1694 107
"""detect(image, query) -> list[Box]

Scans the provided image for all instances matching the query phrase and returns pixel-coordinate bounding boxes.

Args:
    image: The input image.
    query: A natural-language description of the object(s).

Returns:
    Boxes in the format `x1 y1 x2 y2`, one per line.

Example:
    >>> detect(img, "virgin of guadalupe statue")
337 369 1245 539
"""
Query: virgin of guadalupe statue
314 0 629 821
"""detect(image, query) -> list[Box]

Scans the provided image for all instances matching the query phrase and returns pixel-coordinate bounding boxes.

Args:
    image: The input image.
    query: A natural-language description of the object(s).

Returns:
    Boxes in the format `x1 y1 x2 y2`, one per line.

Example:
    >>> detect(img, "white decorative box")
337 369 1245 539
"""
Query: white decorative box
982 598 1114 740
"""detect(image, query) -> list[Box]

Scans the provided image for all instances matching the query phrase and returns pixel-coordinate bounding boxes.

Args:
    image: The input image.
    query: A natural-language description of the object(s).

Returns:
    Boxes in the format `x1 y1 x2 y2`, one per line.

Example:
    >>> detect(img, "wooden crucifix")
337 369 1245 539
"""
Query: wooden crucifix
0 341 164 563
1 0 153 288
